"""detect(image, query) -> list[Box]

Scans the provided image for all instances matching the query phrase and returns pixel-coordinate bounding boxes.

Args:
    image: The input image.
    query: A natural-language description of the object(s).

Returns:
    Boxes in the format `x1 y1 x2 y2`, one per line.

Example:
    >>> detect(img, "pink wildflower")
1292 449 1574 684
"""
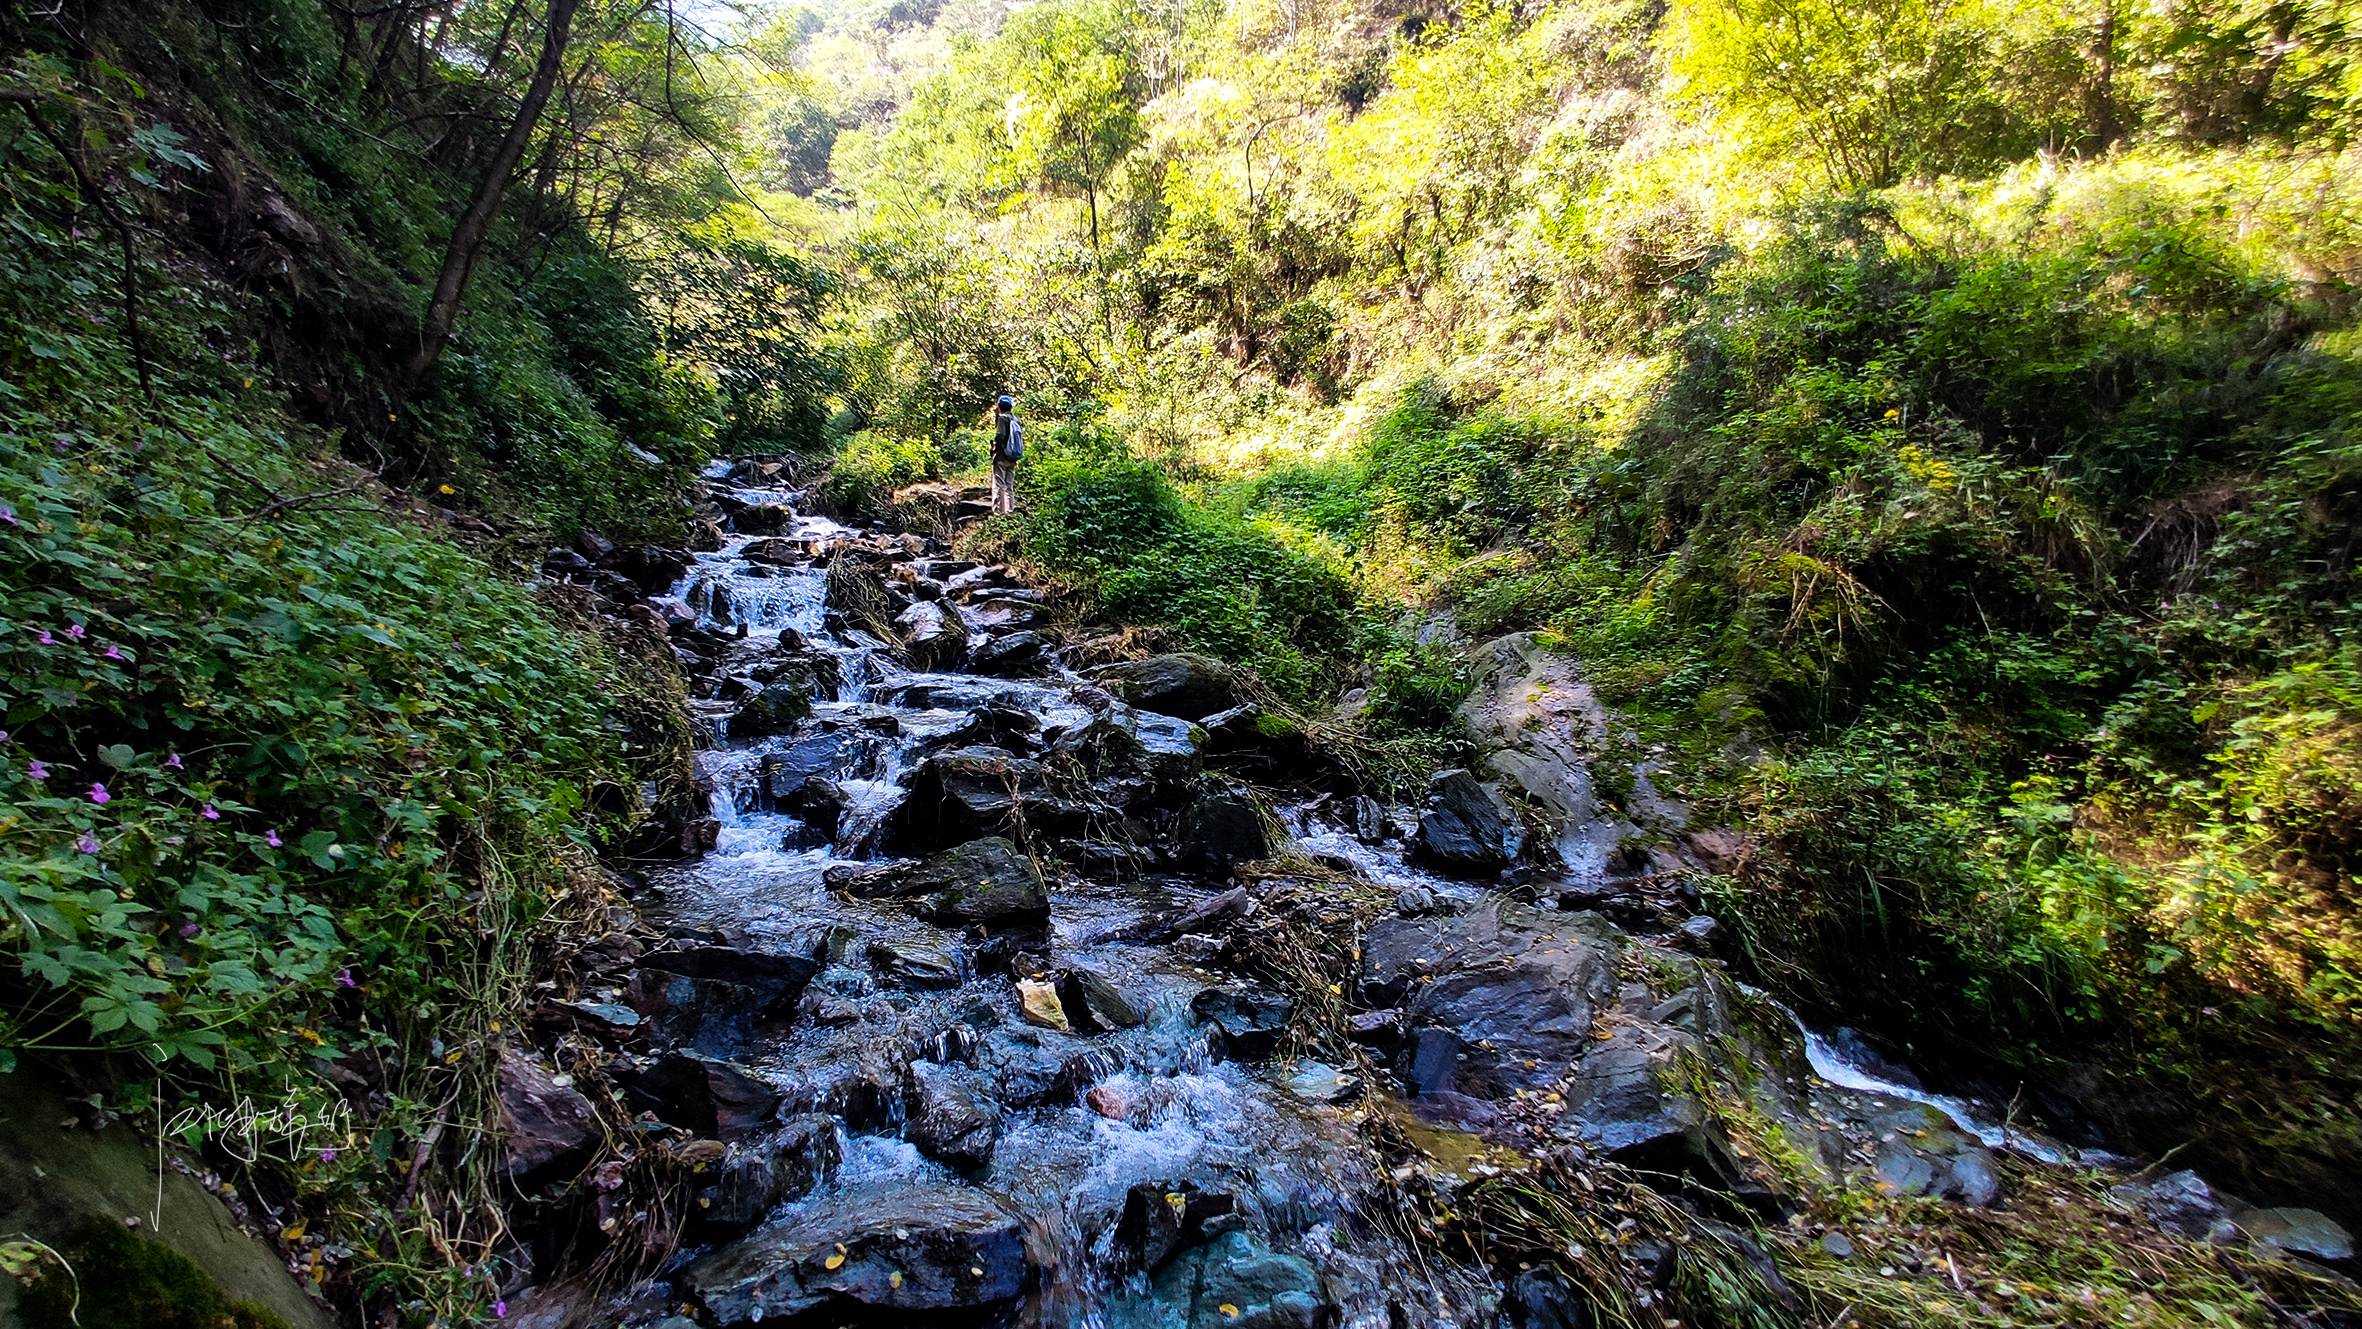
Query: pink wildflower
88 783 110 805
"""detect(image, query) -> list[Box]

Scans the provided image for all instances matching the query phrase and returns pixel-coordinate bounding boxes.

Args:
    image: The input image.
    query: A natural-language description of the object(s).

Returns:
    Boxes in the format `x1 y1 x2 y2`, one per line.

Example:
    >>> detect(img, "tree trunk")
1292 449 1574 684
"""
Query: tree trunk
407 0 584 388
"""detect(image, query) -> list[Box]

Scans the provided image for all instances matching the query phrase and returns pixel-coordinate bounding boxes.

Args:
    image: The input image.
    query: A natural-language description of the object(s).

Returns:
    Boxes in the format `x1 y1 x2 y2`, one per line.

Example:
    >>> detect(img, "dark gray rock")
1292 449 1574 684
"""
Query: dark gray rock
897 598 970 672
871 939 962 988
606 544 693 594
851 836 1049 926
1501 1267 1588 1329
1124 1228 1326 1329
1192 985 1294 1060
882 747 1078 853
2236 1207 2354 1263
754 733 853 811
1413 768 1523 875
905 1062 1002 1168
1360 901 1617 1097
970 629 1050 676
2109 1169 2225 1238
1087 654 1240 720
1863 1103 2003 1208
729 502 795 534
628 940 822 1056
496 1048 600 1184
685 1183 1029 1324
623 1052 782 1141
1115 1182 1237 1272
727 683 813 740
686 1115 839 1237
1175 784 1272 872
1059 965 1146 1032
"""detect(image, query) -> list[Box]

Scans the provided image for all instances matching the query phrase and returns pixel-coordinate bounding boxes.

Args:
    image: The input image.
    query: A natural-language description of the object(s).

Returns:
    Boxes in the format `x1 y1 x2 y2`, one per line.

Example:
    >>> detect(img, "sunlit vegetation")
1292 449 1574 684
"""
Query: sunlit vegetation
781 0 2362 1205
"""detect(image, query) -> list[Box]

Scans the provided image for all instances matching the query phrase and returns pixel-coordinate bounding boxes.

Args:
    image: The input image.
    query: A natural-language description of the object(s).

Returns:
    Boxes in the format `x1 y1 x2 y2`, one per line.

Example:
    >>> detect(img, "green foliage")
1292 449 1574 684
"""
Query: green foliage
1011 433 1358 695
820 429 951 517
0 195 628 1081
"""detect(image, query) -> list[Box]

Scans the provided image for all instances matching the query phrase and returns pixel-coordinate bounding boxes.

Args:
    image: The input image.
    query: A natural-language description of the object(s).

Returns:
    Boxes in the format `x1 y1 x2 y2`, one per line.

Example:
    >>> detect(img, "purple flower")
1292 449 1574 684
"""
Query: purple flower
103 644 124 662
265 828 282 848
493 1300 507 1320
335 968 356 989
36 630 54 646
65 623 84 641
27 759 48 780
200 804 219 821
0 504 16 525
178 922 199 937
318 1147 338 1164
165 752 183 769
0 730 9 743
75 832 100 854
88 783 110 805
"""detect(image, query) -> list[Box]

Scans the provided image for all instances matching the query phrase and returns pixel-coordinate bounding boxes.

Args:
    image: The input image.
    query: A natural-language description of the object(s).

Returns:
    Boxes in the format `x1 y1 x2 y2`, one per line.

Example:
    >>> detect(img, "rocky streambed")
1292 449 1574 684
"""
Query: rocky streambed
501 460 2357 1327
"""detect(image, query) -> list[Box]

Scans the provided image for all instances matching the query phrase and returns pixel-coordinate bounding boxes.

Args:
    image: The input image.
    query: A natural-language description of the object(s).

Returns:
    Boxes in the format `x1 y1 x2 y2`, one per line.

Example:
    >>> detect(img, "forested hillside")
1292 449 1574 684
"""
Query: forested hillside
4 0 2361 1324
787 0 2362 1208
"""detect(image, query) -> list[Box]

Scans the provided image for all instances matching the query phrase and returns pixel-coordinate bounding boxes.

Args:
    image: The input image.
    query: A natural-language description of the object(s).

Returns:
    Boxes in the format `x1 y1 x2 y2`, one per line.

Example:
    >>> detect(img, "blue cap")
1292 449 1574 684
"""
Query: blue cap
997 395 1014 407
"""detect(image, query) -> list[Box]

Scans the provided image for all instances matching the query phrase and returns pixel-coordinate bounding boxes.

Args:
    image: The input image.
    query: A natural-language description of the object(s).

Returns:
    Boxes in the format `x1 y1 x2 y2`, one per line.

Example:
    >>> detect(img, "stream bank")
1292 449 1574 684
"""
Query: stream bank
495 460 2359 1328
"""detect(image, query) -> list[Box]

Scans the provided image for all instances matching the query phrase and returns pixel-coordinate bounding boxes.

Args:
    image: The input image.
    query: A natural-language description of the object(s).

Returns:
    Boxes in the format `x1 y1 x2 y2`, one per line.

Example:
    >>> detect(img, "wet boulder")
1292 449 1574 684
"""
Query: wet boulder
1361 901 1618 1096
754 733 854 811
629 940 822 1055
728 502 796 534
896 598 970 672
1862 1102 2003 1208
2109 1169 2229 1239
883 747 1078 853
682 1115 840 1237
685 1183 1030 1324
904 1062 1002 1168
852 836 1050 927
740 537 811 566
496 1048 601 1184
727 683 813 740
1059 965 1146 1033
542 547 594 578
1192 985 1294 1060
974 1026 1074 1105
1088 653 1241 720
1050 705 1203 805
1174 783 1273 873
622 1051 782 1141
870 938 962 988
605 544 693 595
2236 1207 2354 1264
777 775 846 850
1116 1182 1238 1272
1557 1022 1769 1205
1122 1228 1327 1329
969 629 1050 677
1413 769 1524 876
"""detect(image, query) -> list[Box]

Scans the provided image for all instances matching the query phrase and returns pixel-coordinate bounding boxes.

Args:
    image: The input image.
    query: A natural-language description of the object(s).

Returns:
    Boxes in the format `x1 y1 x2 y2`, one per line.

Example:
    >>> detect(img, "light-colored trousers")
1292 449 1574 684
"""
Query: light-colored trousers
991 455 1017 513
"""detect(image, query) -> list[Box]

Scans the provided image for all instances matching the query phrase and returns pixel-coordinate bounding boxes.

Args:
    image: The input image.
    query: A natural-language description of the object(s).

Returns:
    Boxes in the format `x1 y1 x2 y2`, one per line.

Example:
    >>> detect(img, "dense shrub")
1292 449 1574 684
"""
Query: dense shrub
1011 438 1358 696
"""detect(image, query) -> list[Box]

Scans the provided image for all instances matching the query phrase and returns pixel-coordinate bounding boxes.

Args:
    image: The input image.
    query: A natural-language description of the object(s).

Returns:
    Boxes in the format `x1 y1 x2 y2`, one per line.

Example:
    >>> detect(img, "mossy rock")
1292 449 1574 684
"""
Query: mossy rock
16 1222 292 1329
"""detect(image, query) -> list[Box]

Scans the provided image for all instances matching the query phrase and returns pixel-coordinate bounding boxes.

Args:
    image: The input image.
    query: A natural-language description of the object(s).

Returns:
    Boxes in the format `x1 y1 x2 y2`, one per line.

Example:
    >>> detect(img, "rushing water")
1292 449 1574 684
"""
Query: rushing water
649 496 1495 1326
637 472 2156 1326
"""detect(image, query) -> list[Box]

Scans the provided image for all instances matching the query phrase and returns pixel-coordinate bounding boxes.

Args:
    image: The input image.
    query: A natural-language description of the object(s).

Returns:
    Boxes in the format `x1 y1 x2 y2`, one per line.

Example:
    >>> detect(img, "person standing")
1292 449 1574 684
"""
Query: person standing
990 394 1023 514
